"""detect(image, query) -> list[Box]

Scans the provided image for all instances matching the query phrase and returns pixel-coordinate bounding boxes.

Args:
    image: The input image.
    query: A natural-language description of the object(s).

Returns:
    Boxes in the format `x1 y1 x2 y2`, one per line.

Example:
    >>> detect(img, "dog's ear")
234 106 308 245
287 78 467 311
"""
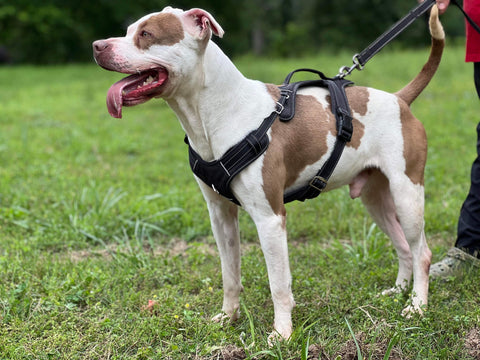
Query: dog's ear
183 8 224 39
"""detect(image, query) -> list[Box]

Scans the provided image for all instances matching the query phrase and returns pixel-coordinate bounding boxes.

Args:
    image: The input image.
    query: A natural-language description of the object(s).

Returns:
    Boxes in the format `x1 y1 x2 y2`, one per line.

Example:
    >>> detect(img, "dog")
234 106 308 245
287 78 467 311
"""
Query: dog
93 6 444 341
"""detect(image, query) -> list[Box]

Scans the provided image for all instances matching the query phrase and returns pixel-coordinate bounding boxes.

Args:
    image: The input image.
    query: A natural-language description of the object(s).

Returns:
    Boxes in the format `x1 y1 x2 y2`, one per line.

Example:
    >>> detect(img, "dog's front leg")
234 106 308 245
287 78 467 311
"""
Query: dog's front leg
196 180 243 323
249 206 295 343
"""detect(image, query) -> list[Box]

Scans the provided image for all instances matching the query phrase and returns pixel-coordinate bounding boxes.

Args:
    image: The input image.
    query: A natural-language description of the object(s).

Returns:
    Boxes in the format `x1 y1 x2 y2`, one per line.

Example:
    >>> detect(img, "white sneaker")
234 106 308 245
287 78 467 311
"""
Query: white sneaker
429 247 480 279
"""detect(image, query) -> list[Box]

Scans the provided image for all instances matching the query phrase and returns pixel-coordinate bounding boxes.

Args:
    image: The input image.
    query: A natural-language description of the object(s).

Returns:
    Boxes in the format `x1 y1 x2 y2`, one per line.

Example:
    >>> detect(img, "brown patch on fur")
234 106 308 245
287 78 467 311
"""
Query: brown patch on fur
262 84 368 214
398 98 427 185
348 118 365 150
135 13 184 50
262 84 369 215
345 87 368 149
346 86 369 117
262 84 334 214
266 84 280 99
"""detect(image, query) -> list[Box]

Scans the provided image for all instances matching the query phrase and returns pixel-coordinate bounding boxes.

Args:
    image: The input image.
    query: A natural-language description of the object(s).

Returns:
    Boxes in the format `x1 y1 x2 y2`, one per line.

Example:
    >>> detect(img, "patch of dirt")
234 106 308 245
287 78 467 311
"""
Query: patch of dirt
209 343 327 360
214 345 246 360
465 328 480 359
333 332 402 360
334 332 367 360
307 344 329 359
65 237 219 263
67 245 117 263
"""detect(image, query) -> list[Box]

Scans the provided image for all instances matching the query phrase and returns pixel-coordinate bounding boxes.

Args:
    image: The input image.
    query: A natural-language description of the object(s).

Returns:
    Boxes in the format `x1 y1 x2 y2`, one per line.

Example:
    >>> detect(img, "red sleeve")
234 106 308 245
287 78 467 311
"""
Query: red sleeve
464 0 480 62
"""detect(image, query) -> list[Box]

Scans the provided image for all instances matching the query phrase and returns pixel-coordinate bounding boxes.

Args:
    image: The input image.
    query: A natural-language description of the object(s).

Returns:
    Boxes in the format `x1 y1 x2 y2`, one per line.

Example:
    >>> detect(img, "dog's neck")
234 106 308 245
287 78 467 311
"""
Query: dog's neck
165 41 275 161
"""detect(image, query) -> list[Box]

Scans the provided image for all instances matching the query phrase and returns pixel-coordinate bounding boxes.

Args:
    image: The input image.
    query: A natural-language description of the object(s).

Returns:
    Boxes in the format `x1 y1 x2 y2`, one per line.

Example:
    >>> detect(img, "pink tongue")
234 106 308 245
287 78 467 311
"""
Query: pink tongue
106 74 139 119
105 71 168 118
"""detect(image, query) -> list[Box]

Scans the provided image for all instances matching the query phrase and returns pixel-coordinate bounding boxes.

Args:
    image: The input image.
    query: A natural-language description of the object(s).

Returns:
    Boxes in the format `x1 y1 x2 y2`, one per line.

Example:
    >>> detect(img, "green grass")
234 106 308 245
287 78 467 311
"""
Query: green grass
0 45 479 359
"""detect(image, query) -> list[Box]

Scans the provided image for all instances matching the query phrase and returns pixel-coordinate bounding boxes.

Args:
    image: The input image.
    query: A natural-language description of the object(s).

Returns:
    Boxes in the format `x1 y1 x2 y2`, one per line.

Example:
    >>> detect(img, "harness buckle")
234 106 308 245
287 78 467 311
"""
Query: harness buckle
336 108 353 142
275 101 285 114
309 175 328 193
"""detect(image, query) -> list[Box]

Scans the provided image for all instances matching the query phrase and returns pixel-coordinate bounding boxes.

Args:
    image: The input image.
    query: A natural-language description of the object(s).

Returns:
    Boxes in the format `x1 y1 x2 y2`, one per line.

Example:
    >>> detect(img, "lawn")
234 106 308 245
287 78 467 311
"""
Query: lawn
0 44 479 359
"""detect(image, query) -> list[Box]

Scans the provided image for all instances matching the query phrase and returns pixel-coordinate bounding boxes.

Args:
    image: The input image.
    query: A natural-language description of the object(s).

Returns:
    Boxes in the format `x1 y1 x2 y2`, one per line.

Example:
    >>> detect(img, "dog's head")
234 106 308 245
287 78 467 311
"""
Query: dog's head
92 7 224 118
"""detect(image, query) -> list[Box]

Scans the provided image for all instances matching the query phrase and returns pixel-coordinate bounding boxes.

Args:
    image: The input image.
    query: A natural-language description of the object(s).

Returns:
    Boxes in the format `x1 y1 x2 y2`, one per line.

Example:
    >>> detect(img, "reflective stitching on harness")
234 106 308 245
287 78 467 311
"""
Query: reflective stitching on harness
220 161 230 176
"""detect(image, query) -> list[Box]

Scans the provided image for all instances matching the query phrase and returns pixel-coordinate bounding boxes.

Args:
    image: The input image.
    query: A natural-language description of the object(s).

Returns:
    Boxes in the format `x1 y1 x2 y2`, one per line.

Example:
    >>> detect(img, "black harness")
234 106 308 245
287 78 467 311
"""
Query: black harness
186 69 353 206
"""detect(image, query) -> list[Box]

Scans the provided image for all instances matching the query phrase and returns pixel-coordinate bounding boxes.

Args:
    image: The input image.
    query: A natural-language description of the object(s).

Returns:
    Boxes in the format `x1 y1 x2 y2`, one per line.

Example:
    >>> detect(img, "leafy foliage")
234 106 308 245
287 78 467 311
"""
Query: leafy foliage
0 0 466 64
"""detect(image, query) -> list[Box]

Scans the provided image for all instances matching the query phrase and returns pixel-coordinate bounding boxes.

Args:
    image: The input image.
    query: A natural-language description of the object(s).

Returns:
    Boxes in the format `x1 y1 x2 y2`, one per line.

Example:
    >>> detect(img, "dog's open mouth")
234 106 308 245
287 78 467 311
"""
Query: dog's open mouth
106 68 168 118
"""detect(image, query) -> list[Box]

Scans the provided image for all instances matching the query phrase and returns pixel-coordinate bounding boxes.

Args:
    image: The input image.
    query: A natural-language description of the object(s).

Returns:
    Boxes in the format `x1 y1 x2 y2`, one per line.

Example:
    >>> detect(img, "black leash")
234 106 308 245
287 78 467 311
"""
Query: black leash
338 0 480 78
337 0 436 78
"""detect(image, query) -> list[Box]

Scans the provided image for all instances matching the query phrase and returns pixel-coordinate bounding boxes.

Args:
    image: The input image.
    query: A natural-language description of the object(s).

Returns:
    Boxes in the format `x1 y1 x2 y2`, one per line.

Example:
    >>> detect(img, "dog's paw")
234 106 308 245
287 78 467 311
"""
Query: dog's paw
267 330 290 347
401 304 425 318
379 286 402 297
211 310 240 324
267 323 292 347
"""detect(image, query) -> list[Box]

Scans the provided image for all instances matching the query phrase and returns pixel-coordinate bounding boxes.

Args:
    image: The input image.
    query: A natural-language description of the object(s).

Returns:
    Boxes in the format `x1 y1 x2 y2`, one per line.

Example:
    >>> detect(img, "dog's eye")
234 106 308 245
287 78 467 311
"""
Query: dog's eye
141 31 151 38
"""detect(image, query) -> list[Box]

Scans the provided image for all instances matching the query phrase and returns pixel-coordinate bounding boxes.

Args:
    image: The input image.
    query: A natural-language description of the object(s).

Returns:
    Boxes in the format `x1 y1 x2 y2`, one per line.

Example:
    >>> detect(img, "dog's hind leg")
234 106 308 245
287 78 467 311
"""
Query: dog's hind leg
196 180 243 323
360 170 414 292
360 169 431 315
388 174 431 316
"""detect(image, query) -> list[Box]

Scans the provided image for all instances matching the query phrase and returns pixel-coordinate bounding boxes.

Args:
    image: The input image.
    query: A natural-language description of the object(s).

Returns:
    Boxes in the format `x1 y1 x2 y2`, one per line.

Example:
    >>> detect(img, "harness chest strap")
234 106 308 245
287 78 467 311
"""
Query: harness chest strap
186 69 354 205
185 98 288 206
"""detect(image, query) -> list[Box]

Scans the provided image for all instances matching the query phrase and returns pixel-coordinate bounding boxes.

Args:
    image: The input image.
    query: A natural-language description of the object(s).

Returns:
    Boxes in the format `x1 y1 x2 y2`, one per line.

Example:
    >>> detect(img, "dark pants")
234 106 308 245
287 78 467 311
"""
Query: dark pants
455 62 480 253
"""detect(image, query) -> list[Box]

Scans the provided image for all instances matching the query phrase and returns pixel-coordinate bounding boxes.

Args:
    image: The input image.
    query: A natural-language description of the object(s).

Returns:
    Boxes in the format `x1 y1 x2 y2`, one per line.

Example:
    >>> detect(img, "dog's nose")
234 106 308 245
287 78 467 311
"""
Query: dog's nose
93 40 110 54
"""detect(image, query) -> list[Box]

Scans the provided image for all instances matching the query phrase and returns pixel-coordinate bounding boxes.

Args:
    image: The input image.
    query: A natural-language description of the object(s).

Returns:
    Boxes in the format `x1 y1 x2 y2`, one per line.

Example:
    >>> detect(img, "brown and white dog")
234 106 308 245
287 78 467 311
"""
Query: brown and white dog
93 6 444 341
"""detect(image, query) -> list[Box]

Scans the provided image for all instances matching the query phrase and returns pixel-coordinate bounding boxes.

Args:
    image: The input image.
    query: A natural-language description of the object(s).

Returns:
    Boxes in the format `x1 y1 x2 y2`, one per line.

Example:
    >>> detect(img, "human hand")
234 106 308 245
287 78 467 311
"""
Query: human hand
435 0 450 14
418 0 450 15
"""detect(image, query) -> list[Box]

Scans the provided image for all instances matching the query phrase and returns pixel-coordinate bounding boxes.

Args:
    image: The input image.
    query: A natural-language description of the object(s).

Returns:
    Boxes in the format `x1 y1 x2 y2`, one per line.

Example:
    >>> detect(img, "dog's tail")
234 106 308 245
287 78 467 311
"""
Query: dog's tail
395 5 445 106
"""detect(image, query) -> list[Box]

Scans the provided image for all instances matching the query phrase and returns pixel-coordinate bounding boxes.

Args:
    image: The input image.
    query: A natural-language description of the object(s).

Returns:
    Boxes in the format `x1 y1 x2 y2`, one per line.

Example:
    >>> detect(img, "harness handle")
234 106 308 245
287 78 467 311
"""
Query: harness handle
283 68 328 85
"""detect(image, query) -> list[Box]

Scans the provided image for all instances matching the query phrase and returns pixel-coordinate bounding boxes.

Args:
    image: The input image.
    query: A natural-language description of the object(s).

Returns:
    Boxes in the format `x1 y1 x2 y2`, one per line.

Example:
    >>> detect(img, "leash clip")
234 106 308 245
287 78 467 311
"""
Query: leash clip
337 54 364 79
